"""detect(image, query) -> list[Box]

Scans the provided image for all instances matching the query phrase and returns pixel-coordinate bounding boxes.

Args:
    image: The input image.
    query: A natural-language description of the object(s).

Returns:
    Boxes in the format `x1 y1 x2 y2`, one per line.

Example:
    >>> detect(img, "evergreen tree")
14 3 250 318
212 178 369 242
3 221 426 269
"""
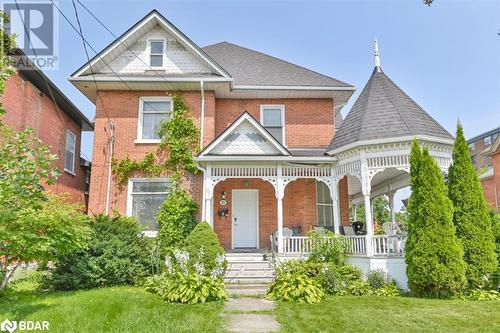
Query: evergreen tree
448 123 497 289
405 141 466 297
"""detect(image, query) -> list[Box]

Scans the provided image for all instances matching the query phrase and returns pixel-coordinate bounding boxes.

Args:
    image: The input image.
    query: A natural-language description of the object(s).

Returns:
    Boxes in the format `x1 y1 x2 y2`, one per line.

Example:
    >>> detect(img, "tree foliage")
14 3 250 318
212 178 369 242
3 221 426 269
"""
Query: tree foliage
157 185 198 254
448 123 497 289
405 140 466 298
1 195 91 289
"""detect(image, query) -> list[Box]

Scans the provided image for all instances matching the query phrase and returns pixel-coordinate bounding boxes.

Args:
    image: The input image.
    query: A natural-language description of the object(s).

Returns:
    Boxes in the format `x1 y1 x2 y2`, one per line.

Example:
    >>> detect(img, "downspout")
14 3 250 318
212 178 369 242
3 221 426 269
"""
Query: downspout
199 80 205 148
105 123 115 215
196 161 207 222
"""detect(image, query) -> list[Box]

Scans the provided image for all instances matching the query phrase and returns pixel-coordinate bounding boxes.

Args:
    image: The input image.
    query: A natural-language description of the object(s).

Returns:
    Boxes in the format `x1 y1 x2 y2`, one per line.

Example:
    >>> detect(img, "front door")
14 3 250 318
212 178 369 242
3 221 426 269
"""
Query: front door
232 189 259 248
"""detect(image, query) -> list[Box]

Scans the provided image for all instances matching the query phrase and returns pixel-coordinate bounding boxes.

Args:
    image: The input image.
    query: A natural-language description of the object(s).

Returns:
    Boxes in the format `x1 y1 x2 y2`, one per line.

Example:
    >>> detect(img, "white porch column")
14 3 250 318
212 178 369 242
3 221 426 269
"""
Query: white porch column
360 152 374 256
203 163 214 227
388 187 396 224
276 164 284 253
331 179 341 235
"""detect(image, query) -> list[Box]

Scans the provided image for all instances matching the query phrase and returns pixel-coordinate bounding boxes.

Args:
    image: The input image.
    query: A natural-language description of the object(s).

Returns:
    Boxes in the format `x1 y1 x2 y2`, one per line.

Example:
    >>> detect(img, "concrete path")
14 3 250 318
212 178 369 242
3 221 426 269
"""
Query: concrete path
223 285 280 333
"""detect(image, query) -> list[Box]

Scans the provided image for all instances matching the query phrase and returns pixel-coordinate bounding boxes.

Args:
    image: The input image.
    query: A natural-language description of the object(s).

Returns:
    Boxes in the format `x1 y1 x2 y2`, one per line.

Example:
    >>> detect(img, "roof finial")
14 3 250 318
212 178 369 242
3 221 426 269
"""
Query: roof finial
374 38 381 71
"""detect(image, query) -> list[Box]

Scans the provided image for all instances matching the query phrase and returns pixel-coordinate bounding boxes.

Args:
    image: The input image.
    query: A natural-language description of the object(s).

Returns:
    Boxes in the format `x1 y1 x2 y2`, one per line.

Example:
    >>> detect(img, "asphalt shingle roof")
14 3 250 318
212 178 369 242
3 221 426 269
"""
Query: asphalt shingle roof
327 67 453 152
202 42 353 87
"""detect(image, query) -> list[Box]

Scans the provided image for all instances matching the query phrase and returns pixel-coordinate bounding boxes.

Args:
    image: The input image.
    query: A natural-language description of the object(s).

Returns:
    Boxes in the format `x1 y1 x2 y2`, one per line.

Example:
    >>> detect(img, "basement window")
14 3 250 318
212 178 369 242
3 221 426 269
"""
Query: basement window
64 130 76 174
149 40 165 67
127 179 171 236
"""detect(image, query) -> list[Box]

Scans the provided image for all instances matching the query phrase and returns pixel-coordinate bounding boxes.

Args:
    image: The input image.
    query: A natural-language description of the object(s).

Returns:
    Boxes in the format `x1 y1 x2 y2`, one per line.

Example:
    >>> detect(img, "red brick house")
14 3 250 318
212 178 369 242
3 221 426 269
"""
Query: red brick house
70 11 454 287
480 135 500 212
1 50 93 210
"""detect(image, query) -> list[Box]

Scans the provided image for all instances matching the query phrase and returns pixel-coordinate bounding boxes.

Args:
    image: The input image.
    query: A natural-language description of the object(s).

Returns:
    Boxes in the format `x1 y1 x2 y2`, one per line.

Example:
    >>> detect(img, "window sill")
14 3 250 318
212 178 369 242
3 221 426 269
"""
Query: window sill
64 168 76 176
134 139 161 144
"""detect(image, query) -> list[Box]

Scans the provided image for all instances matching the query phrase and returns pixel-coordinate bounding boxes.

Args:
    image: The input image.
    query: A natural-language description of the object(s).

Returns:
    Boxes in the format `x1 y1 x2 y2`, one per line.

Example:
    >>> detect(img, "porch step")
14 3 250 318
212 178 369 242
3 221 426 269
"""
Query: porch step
224 253 275 284
226 253 267 262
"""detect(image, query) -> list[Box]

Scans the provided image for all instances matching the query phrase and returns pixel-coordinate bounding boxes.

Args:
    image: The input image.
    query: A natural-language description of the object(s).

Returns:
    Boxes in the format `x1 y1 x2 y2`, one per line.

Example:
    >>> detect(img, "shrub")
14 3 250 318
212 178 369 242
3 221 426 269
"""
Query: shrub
339 280 372 296
46 214 152 290
465 289 500 301
448 124 497 289
372 283 401 297
366 269 388 289
184 221 225 271
273 259 322 278
145 249 227 304
308 230 348 265
267 272 324 304
157 186 197 254
405 141 466 298
318 264 361 295
491 212 500 289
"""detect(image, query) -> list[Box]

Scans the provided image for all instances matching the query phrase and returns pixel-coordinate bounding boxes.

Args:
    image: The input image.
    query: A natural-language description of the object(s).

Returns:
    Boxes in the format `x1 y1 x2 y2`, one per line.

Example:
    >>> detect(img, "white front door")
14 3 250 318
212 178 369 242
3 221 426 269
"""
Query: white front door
232 189 259 248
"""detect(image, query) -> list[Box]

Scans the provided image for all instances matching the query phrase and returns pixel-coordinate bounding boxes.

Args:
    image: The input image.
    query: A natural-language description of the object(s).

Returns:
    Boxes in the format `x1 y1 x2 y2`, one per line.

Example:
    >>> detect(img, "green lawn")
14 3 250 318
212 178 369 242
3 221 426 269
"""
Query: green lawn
0 281 224 333
277 295 500 333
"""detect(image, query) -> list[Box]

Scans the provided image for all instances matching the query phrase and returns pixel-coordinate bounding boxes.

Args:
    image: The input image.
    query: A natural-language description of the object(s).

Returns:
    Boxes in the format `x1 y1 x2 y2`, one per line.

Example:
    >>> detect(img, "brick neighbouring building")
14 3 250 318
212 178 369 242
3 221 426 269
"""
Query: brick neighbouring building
467 126 500 170
70 10 453 262
480 135 500 211
1 50 93 210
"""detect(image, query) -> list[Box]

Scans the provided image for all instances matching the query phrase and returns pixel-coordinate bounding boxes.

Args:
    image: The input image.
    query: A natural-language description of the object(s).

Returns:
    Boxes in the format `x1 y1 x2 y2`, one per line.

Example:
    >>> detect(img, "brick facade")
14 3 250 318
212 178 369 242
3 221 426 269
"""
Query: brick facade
0 73 89 208
481 150 500 211
88 89 350 248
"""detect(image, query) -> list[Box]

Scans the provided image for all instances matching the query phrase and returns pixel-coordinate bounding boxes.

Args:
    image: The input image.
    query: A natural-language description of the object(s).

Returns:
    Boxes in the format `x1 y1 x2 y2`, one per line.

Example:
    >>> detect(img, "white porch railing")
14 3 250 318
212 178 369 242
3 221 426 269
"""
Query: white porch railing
372 235 406 256
281 235 407 256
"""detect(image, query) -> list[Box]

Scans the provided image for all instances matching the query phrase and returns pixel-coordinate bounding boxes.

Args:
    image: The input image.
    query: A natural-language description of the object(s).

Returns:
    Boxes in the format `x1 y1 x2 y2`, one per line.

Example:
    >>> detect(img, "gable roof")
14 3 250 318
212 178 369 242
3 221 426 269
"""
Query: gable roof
202 42 353 88
327 67 453 153
199 112 290 157
71 10 230 78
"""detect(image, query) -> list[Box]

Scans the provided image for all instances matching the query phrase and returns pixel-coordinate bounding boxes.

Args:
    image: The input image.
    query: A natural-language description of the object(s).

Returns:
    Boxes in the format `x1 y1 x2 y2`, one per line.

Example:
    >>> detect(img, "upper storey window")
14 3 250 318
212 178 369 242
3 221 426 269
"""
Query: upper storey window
64 130 76 174
138 97 173 141
149 39 165 67
260 105 285 144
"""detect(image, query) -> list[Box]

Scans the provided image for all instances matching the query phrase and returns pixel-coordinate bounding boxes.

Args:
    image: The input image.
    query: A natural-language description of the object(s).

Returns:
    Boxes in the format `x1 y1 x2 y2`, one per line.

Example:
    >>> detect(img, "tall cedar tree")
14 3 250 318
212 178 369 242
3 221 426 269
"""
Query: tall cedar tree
405 141 466 297
448 123 497 289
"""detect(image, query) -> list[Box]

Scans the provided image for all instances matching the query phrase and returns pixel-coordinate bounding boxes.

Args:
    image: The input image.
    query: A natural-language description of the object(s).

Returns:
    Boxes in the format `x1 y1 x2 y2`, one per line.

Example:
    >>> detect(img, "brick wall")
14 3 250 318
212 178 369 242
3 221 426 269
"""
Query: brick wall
481 151 500 210
88 90 211 215
214 98 334 148
0 73 88 207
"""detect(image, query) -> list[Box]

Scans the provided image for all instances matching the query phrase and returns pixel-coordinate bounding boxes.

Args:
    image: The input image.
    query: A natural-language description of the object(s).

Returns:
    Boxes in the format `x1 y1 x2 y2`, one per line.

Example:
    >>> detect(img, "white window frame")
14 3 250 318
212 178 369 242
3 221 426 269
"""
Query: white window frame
148 38 166 69
316 181 333 227
260 104 285 145
126 177 170 237
64 130 76 175
136 96 173 143
484 136 492 146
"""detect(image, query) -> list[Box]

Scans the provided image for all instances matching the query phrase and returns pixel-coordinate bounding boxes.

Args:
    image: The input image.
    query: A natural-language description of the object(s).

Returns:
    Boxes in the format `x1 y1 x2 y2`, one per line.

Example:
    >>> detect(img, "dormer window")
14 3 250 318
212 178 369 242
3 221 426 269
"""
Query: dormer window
149 40 165 67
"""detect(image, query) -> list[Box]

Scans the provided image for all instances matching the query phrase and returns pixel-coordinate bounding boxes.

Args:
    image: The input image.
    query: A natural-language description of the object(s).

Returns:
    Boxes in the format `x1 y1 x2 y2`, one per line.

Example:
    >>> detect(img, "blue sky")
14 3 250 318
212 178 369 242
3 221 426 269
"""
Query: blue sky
37 0 500 160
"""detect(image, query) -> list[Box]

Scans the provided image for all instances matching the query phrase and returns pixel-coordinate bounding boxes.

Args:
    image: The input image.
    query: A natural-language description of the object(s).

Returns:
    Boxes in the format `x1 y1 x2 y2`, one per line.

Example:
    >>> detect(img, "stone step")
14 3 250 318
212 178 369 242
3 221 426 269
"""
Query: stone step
227 262 273 270
224 269 274 278
226 283 269 290
226 253 268 262
224 276 274 284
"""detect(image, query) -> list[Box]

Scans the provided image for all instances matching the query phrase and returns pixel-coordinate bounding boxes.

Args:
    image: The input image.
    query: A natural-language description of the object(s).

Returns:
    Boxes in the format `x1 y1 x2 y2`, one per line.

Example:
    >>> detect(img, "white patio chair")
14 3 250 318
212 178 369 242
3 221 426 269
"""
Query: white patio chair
270 227 293 250
343 225 356 237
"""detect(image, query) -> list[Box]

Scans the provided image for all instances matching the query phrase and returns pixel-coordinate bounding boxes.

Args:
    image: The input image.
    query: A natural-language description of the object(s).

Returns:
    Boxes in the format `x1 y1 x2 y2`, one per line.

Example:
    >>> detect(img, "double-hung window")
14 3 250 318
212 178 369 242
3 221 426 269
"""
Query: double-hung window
64 130 76 174
316 181 333 227
484 135 492 146
149 40 165 67
260 105 285 144
138 97 173 141
128 179 171 235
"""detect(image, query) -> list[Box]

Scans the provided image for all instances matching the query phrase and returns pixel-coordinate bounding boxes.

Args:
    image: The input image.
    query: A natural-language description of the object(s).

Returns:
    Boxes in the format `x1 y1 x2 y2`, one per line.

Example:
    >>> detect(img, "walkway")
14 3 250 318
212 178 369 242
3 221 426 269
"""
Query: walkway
222 284 280 333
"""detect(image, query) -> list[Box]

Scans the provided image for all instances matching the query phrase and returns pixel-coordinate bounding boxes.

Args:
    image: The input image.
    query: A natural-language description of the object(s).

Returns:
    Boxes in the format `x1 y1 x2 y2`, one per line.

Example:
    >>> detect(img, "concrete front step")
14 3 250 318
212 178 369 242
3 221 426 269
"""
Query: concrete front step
227 263 273 271
225 270 274 278
226 283 269 296
224 276 274 284
226 253 268 262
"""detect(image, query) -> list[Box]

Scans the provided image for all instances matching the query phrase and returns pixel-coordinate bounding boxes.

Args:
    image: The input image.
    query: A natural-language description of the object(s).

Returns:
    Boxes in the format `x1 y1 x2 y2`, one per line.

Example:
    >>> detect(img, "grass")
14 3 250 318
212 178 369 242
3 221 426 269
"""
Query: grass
0 277 224 333
276 295 500 333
